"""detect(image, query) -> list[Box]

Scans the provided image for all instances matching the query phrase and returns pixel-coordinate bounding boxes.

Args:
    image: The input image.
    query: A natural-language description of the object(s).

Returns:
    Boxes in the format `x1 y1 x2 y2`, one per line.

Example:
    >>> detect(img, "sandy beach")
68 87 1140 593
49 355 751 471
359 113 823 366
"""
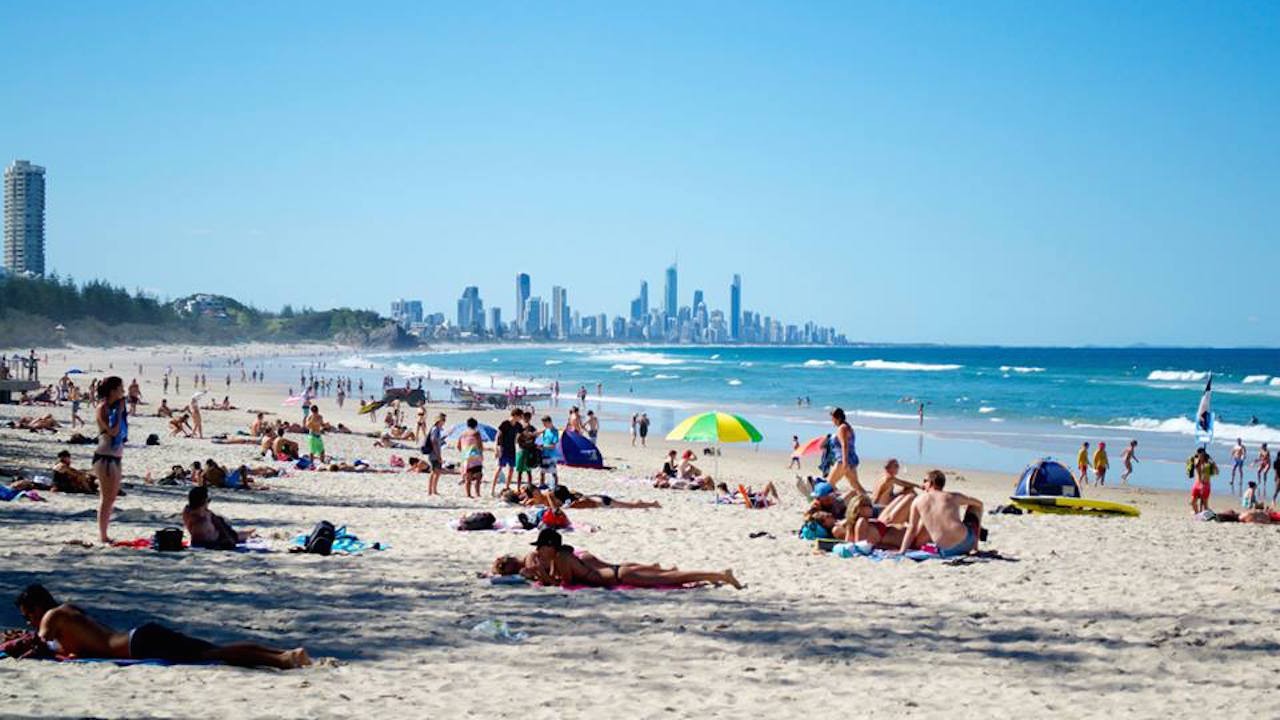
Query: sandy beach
2 344 1278 719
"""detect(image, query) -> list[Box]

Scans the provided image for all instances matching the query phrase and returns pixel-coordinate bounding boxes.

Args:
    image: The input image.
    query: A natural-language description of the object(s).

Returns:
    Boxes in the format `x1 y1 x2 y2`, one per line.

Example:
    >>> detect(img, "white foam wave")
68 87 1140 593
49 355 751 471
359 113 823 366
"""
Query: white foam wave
1243 374 1271 384
610 364 643 371
585 350 683 366
653 374 679 380
392 362 546 390
544 359 563 366
1065 416 1280 445
1273 378 1280 387
727 379 743 386
338 355 383 370
999 365 1045 374
801 359 836 368
989 418 1005 423
852 410 919 421
978 406 997 414
852 359 962 372
1147 370 1208 382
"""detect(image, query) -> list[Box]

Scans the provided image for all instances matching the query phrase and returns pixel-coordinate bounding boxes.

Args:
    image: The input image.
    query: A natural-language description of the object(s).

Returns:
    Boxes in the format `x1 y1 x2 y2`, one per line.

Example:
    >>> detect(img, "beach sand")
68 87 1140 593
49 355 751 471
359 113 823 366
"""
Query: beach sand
2 345 1277 719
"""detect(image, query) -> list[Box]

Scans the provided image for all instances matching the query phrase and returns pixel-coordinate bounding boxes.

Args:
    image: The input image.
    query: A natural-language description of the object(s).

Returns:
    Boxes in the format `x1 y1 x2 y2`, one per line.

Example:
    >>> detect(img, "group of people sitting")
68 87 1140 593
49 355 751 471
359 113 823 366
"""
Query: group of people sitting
501 483 662 511
154 458 275 490
652 449 715 490
490 528 743 589
802 460 984 557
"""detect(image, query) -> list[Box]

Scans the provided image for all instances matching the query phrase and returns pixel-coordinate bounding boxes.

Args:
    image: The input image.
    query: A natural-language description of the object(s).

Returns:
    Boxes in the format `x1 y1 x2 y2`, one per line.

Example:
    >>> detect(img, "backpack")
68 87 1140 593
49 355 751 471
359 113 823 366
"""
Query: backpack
145 433 160 446
458 512 497 531
305 520 336 555
154 527 185 552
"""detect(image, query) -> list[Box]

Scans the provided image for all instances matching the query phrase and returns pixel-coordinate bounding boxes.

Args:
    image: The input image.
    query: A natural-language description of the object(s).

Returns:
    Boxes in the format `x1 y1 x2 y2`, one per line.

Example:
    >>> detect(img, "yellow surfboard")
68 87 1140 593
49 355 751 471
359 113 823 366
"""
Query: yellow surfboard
1010 495 1140 518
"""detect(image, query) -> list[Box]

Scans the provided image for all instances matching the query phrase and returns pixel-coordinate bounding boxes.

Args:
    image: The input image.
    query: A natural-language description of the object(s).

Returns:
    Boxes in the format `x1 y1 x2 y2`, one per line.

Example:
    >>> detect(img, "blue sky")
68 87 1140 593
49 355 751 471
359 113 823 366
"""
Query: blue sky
2 2 1276 345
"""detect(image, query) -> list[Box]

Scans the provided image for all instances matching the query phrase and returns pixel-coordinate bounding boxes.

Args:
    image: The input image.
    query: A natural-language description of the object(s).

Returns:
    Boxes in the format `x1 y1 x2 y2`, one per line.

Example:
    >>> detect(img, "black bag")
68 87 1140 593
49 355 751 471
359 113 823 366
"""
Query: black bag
145 433 160 446
458 512 496 531
304 520 336 555
154 527 184 552
524 444 542 468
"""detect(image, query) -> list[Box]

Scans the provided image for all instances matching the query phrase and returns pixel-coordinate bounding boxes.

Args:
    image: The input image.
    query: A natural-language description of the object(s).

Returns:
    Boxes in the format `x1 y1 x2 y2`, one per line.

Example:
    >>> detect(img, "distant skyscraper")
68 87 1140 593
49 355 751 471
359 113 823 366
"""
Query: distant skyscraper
692 289 704 312
664 263 678 319
523 296 543 335
515 273 531 332
730 274 742 341
489 307 502 337
639 281 649 316
551 285 568 339
456 286 484 332
3 160 46 277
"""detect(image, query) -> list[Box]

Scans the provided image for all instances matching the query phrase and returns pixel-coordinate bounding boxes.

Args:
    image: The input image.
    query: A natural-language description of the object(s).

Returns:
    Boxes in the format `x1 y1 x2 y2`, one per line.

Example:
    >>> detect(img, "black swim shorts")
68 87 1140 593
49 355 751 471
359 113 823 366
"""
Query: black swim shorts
129 622 215 662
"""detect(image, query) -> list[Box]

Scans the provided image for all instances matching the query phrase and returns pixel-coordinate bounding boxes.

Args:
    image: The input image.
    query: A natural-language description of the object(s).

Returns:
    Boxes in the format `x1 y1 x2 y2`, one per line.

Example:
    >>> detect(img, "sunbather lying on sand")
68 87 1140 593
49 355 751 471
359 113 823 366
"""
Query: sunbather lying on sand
541 484 661 509
15 584 308 668
7 415 60 432
493 528 743 589
318 461 395 473
715 481 781 507
182 486 256 549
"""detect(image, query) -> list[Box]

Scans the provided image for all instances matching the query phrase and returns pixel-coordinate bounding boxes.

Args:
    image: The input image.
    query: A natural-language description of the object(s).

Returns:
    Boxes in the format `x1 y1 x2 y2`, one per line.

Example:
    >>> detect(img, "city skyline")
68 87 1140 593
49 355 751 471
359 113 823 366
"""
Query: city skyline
392 265 844 345
2 5 1277 345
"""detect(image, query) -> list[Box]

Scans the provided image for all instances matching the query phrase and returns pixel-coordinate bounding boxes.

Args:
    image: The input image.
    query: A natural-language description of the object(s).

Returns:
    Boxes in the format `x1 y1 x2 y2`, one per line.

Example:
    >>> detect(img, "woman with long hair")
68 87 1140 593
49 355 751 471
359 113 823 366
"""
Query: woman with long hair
93 376 127 543
826 407 865 495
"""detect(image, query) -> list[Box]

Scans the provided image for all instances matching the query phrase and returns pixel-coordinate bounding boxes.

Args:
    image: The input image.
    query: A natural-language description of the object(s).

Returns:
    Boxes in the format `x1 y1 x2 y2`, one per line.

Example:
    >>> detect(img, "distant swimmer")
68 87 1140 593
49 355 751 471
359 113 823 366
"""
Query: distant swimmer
1120 440 1139 484
918 402 925 426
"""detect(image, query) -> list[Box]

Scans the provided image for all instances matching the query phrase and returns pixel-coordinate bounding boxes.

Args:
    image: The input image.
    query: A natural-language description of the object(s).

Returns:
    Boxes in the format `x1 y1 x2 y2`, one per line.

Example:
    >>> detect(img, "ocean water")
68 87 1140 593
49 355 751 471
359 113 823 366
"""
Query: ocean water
323 345 1280 490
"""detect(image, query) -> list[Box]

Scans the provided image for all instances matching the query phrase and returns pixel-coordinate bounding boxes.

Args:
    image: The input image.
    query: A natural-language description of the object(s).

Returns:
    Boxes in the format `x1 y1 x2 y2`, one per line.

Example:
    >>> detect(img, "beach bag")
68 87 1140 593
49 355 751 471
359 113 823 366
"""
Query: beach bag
304 520 336 555
799 521 831 541
145 433 160 446
540 507 570 529
154 527 184 552
459 512 496 531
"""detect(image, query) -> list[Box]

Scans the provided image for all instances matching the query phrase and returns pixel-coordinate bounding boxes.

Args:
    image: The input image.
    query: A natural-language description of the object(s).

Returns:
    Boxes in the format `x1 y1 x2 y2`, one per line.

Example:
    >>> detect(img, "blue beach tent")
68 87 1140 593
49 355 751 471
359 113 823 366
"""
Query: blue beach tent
1013 459 1080 498
558 431 605 469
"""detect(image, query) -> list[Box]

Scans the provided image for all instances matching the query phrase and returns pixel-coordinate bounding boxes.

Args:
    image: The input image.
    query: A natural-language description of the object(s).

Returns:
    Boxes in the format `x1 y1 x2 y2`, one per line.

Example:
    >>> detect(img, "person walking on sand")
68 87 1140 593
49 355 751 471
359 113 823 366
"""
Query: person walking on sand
1120 440 1139 484
1188 448 1217 514
188 394 204 439
630 413 639 446
1255 443 1272 495
425 413 447 496
1230 439 1246 492
1092 442 1110 486
638 413 650 447
304 404 326 464
826 408 865 495
491 408 522 497
92 377 127 544
126 379 141 416
458 417 485 499
1076 442 1091 486
788 435 802 470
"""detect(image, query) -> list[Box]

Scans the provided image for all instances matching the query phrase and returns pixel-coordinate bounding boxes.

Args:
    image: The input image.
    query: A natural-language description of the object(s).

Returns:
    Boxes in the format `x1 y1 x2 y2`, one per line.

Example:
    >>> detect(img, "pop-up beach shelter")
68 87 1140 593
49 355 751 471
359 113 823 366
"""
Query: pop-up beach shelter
1013 459 1080 498
559 430 605 469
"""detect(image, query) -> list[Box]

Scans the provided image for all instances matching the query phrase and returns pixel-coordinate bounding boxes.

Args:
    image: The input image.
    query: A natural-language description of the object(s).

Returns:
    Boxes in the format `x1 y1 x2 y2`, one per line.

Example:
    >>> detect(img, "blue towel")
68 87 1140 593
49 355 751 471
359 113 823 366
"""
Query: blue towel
108 402 129 448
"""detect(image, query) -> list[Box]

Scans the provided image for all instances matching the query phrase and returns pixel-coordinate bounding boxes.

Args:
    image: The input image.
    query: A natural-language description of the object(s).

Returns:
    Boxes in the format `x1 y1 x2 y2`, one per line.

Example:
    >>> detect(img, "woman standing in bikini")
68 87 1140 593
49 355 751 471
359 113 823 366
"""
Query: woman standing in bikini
93 376 127 544
826 408 865 495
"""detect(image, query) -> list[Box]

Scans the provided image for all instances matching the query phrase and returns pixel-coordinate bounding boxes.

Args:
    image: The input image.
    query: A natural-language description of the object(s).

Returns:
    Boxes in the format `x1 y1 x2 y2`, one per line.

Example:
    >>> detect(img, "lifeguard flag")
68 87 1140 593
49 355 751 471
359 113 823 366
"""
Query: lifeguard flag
1195 375 1214 443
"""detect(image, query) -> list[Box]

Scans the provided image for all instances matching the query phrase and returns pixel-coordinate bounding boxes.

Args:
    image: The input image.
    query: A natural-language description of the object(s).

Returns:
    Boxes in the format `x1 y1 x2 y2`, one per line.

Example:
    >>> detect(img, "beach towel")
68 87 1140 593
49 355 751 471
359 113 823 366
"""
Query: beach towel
829 542 1015 564
109 536 272 553
449 517 597 534
290 526 386 554
0 486 44 502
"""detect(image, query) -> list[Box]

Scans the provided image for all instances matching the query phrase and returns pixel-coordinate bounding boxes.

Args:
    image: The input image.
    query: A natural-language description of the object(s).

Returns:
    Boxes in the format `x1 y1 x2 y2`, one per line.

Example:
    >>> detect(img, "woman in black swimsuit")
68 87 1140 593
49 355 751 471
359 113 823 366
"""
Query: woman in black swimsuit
93 377 126 544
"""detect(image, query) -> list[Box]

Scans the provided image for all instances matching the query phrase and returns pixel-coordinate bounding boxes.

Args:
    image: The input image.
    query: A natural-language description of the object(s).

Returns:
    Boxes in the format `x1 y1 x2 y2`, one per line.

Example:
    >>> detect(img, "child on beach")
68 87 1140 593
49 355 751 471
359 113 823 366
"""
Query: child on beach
788 435 801 469
1121 440 1139 484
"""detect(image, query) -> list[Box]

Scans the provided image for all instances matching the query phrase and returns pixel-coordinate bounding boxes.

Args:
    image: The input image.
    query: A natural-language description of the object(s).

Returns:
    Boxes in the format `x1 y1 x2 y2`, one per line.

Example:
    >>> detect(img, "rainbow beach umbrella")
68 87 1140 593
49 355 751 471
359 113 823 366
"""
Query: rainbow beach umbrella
665 412 763 444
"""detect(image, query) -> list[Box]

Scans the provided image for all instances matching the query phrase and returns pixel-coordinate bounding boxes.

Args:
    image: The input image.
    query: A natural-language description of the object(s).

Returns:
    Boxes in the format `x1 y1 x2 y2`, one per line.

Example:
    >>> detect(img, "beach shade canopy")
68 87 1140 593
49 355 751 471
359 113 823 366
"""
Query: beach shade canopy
798 434 829 456
559 430 605 469
446 422 498 442
1013 459 1080 498
665 412 763 444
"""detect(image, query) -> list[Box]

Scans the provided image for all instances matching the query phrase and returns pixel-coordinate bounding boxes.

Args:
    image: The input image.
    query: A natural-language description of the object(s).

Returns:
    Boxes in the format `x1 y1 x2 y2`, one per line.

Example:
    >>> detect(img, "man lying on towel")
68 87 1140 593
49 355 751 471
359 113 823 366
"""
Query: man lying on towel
899 470 983 557
14 584 309 668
